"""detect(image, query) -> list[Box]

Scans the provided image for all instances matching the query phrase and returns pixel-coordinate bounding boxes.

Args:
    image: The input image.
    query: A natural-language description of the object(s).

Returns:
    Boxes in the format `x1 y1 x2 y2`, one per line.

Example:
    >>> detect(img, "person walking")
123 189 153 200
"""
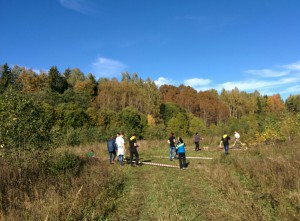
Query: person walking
176 137 187 169
129 133 140 167
221 132 231 155
107 136 117 164
116 132 126 166
167 132 176 161
194 132 201 151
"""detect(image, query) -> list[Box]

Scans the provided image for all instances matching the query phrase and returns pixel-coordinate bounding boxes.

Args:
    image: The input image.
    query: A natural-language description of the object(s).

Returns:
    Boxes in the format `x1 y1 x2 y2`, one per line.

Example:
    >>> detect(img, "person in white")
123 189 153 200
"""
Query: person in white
116 133 125 165
234 131 240 148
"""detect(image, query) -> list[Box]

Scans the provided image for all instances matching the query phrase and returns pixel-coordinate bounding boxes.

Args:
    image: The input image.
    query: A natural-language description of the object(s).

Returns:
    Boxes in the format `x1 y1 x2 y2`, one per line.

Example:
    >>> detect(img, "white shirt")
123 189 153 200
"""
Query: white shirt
116 136 125 155
234 132 240 139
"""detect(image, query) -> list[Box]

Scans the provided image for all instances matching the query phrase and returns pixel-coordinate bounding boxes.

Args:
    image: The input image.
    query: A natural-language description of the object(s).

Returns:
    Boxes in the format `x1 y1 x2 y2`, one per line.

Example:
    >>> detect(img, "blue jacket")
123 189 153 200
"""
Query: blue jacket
107 138 117 152
176 142 185 154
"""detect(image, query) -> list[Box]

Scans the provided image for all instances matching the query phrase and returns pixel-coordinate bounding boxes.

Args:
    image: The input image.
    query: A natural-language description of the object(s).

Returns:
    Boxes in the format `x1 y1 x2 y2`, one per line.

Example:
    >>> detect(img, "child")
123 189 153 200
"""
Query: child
176 137 187 169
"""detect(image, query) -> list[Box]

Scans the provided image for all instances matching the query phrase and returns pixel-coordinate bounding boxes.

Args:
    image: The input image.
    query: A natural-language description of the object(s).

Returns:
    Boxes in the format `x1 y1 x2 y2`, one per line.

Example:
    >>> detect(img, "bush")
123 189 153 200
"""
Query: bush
45 151 82 175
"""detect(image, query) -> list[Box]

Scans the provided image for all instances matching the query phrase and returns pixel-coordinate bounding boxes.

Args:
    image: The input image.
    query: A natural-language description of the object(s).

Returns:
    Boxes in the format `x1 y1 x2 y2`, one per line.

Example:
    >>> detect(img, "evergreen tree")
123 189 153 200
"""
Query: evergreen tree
48 66 68 94
0 63 16 93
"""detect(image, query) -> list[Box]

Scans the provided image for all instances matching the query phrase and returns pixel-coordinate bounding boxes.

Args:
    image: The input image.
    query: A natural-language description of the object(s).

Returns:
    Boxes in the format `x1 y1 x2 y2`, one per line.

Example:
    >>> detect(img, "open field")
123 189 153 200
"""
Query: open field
1 138 300 220
78 138 300 221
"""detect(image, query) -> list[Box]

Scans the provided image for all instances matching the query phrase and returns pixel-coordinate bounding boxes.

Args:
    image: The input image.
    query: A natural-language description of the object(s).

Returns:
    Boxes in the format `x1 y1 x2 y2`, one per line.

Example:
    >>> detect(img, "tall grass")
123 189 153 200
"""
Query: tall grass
0 150 124 221
0 138 299 220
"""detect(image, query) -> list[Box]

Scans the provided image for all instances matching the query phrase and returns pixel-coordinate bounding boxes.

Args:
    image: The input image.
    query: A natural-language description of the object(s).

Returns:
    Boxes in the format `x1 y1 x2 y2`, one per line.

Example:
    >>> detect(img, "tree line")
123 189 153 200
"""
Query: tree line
1 63 300 150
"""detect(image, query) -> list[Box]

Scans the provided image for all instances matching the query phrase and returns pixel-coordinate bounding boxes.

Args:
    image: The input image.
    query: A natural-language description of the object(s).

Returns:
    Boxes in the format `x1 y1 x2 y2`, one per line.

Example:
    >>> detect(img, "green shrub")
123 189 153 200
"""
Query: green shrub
46 151 82 175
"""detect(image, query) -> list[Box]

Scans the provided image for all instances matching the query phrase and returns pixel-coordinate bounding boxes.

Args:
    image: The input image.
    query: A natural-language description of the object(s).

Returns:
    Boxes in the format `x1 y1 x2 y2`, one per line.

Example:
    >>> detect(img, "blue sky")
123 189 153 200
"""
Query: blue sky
1 0 300 100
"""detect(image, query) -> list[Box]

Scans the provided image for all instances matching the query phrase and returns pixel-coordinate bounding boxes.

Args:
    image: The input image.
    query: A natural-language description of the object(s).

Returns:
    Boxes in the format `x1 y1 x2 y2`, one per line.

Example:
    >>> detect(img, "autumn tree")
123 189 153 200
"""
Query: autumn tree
266 94 285 116
159 85 180 103
197 90 220 125
177 85 198 113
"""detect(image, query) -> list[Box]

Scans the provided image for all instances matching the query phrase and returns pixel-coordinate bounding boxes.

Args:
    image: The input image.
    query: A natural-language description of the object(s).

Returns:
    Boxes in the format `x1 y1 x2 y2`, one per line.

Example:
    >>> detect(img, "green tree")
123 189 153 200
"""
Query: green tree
160 103 185 125
48 66 68 94
0 89 54 153
285 94 300 113
118 107 147 136
167 112 188 137
0 63 16 93
56 103 88 129
189 115 207 136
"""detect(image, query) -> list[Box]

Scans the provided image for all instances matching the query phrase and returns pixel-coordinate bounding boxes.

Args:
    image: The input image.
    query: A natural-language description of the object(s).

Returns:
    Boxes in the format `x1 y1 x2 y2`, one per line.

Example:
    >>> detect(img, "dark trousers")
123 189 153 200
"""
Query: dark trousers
130 151 139 165
178 153 186 169
195 142 200 151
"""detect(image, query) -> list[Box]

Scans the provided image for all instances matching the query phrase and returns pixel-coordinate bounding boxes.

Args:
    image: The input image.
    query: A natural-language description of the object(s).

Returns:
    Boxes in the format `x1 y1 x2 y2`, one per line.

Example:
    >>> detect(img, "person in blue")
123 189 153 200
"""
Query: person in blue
221 132 231 155
167 132 176 161
176 137 187 169
107 136 117 164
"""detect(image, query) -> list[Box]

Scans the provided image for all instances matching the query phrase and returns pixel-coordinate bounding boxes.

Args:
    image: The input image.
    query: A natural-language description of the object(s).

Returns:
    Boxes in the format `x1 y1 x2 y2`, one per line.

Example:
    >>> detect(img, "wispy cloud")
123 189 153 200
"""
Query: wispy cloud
59 0 95 14
282 61 300 71
91 57 127 78
217 77 298 92
155 60 300 99
244 69 289 77
280 85 300 94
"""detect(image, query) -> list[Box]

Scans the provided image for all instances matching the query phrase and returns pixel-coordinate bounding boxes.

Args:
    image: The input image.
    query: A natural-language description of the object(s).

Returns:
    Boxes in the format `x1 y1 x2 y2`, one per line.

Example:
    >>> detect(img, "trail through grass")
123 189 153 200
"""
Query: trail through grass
106 144 248 220
84 140 300 221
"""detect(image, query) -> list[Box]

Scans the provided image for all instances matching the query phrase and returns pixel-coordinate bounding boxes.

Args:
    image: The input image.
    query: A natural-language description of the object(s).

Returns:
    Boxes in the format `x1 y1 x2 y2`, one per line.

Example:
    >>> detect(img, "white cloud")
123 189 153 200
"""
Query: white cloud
183 78 212 87
59 0 94 14
244 69 289 77
282 61 300 71
154 77 175 87
91 57 127 78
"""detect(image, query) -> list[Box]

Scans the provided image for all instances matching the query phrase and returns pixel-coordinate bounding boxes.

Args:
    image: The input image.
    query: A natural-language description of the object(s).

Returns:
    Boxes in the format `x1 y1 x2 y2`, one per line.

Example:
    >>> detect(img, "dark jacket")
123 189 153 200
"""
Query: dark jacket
107 138 117 152
129 136 138 152
222 134 231 146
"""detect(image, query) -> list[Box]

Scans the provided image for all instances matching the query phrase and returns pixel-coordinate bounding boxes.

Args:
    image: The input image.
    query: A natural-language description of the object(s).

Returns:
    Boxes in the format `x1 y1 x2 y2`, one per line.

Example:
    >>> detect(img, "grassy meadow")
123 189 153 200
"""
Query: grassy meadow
1 137 300 220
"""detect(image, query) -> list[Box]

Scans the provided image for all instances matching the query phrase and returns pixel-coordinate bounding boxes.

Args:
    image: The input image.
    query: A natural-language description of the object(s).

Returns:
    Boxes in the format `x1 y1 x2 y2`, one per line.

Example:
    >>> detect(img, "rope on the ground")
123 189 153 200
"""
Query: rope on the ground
151 156 213 160
141 161 179 168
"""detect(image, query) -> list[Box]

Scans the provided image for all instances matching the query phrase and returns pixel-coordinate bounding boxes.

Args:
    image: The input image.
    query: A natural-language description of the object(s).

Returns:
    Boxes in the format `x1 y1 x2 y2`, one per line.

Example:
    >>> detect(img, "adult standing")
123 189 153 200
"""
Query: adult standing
176 137 187 169
107 136 117 164
221 132 231 155
234 131 240 148
129 133 140 167
194 132 201 151
167 132 176 161
116 132 126 166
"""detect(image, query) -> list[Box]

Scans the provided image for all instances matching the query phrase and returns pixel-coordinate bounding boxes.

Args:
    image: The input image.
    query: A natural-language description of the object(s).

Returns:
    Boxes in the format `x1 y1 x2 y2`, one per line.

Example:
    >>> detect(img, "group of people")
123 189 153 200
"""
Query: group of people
107 132 140 167
106 130 241 169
